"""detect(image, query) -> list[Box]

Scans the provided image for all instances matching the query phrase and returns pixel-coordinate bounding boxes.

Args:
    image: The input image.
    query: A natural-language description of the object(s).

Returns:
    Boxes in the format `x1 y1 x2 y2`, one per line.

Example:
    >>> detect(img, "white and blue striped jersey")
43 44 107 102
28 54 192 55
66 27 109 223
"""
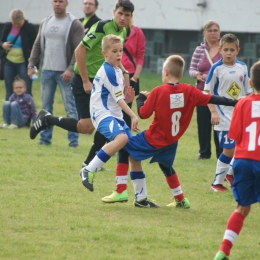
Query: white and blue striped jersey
204 59 252 131
90 62 125 128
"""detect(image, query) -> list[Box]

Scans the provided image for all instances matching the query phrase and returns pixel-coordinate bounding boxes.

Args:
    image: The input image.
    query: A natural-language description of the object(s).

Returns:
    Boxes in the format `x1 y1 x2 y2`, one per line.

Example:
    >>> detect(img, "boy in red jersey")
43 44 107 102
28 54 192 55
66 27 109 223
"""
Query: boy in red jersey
213 61 260 260
102 55 238 207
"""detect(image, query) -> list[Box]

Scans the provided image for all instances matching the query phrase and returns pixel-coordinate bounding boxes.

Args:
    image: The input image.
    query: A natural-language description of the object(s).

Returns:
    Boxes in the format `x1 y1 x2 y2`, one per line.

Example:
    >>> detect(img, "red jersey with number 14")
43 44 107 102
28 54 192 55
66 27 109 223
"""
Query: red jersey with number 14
139 83 212 149
228 94 260 162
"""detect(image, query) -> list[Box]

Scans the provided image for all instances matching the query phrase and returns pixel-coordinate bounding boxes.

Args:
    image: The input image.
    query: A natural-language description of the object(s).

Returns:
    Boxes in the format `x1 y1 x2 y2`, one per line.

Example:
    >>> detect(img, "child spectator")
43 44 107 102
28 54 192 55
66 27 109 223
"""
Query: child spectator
204 34 252 192
1 76 37 129
213 61 260 260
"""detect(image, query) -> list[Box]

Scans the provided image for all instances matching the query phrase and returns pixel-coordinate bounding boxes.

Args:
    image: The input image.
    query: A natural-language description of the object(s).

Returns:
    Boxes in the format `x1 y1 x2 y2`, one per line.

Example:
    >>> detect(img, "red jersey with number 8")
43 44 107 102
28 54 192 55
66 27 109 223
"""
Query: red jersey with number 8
139 83 212 149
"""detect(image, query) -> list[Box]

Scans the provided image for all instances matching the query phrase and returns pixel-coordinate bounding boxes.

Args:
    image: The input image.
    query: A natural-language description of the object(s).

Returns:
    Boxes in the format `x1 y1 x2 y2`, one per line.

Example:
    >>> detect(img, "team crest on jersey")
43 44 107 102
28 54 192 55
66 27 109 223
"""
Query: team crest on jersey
115 91 122 98
226 82 241 99
170 93 184 109
239 75 244 81
252 101 260 118
87 33 96 40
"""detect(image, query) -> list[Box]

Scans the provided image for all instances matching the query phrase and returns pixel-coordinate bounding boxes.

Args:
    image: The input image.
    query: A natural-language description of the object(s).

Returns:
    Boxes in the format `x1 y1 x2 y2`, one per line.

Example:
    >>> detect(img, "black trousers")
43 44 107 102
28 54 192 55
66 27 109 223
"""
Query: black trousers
196 105 222 159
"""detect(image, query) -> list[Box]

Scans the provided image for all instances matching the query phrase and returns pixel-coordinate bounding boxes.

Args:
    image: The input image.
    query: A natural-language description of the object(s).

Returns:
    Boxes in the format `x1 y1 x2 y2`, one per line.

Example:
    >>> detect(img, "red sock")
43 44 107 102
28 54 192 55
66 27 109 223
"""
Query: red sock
166 173 184 202
115 163 128 193
220 211 245 256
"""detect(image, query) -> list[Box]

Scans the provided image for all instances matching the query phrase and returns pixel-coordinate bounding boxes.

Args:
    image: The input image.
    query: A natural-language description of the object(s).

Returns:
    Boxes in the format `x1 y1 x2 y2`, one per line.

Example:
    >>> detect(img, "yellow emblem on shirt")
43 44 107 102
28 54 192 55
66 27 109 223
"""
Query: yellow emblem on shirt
115 91 123 98
226 82 241 99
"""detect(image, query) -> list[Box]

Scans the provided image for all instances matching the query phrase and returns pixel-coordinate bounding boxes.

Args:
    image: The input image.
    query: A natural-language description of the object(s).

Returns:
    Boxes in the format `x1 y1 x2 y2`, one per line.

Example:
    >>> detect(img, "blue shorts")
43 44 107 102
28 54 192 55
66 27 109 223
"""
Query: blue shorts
216 130 236 149
124 131 178 168
232 159 260 206
97 117 132 141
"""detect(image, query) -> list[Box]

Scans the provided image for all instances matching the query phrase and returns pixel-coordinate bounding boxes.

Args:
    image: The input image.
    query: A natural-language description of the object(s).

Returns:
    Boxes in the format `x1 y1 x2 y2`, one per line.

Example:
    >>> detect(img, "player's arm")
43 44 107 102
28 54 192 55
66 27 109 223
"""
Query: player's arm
118 99 139 132
136 91 155 119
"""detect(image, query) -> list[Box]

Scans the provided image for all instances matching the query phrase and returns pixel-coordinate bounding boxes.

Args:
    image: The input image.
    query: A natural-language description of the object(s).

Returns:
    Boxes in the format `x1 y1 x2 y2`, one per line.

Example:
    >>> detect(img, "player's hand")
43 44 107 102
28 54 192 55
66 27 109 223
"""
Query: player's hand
61 70 73 82
131 116 139 132
83 80 92 94
124 86 135 103
140 91 150 98
211 111 220 125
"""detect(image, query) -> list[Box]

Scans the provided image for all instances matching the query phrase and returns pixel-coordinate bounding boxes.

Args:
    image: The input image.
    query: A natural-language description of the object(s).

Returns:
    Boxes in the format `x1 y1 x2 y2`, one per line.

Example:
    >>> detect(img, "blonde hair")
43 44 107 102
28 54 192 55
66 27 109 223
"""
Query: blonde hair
10 9 25 21
102 35 122 51
203 20 220 41
219 33 239 49
250 61 260 91
163 55 185 78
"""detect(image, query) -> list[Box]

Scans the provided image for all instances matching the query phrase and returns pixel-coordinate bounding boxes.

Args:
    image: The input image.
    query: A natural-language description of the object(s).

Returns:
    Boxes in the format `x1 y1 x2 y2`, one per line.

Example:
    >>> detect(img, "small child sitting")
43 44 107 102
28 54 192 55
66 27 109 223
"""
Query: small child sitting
1 76 37 129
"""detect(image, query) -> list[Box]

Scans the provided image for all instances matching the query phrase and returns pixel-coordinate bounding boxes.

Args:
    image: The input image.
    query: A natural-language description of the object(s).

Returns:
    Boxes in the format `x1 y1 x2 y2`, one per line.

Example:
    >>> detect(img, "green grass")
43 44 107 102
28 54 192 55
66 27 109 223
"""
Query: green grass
0 73 259 260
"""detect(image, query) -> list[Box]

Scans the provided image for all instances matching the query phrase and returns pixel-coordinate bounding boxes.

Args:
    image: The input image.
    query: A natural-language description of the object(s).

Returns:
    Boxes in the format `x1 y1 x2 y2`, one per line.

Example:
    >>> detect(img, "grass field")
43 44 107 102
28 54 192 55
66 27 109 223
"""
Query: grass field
0 73 259 260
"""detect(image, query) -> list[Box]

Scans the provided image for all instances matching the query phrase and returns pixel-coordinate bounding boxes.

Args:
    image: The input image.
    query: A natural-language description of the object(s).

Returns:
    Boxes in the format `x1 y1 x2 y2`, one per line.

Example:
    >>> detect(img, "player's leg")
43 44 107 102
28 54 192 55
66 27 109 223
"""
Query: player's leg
158 163 190 208
101 148 129 203
79 118 129 192
225 157 234 187
129 156 160 208
211 131 235 192
214 158 260 259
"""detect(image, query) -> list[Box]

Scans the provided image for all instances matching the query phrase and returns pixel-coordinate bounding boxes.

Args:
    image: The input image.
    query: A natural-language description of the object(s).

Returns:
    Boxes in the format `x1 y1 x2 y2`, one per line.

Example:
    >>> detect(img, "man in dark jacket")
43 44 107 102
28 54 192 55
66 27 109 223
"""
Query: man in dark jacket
79 0 100 34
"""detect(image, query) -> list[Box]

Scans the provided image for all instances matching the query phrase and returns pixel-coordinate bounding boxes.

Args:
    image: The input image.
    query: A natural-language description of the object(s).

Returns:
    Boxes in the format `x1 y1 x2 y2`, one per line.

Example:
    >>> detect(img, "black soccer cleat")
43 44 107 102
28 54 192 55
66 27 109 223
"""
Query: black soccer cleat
79 168 95 192
30 109 51 139
134 198 160 208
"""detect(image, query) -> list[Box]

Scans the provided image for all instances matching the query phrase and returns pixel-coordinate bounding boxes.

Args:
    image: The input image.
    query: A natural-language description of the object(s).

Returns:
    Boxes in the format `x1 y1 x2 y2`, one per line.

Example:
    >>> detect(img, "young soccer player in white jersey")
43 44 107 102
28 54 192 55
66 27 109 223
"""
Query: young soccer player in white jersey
204 34 252 192
213 61 260 260
79 34 139 192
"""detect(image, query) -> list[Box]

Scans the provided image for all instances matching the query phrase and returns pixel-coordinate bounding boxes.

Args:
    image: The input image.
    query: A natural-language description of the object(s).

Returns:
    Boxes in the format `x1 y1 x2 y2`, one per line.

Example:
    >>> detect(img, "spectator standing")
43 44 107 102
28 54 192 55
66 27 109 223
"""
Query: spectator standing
0 9 37 100
189 20 222 159
119 15 145 128
28 0 84 147
1 76 37 129
79 0 100 34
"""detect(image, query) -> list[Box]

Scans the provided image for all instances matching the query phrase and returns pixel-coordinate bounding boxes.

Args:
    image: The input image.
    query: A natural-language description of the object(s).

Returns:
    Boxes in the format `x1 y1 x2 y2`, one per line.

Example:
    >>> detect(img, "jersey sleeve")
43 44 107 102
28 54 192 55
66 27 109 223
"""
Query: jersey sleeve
228 102 242 142
204 66 217 94
81 22 103 50
139 88 157 119
103 64 124 102
243 66 252 95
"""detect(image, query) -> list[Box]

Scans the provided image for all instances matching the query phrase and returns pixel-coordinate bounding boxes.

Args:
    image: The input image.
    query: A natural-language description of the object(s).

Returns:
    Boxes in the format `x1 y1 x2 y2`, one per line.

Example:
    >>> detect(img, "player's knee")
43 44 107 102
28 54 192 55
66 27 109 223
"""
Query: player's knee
77 120 94 134
116 133 128 147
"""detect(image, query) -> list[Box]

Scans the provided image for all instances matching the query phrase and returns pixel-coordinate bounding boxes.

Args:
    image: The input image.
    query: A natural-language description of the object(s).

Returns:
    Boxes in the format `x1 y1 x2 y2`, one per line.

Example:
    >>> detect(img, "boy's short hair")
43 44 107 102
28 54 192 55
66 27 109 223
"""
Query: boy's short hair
102 35 122 51
250 61 260 91
115 0 134 13
163 55 185 78
220 33 239 49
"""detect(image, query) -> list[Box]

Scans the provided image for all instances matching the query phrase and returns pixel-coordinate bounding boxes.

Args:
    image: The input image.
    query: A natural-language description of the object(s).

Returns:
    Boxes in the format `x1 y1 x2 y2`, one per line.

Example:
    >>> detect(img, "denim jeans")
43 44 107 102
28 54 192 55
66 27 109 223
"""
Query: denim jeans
40 70 79 146
3 101 25 127
4 59 33 100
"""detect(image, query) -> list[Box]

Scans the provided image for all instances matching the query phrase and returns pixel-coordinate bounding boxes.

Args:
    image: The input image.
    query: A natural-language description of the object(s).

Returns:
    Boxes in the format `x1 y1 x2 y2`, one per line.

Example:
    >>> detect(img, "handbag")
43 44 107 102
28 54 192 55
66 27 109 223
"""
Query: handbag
0 31 22 80
204 48 213 66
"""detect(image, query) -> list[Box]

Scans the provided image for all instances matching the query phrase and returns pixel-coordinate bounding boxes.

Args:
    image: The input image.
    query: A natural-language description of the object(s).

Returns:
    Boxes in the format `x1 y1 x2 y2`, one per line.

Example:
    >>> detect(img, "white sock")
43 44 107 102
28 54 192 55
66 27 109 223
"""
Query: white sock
130 172 147 201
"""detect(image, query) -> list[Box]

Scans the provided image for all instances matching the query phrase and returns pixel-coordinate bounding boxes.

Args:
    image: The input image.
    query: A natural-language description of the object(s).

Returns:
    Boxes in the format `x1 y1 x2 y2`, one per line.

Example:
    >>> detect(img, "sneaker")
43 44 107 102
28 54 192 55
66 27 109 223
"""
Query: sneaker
102 190 128 203
210 184 229 192
79 168 95 191
224 174 234 187
30 109 51 139
134 198 160 208
0 123 9 128
81 162 105 171
7 124 18 129
214 251 229 260
166 198 190 209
